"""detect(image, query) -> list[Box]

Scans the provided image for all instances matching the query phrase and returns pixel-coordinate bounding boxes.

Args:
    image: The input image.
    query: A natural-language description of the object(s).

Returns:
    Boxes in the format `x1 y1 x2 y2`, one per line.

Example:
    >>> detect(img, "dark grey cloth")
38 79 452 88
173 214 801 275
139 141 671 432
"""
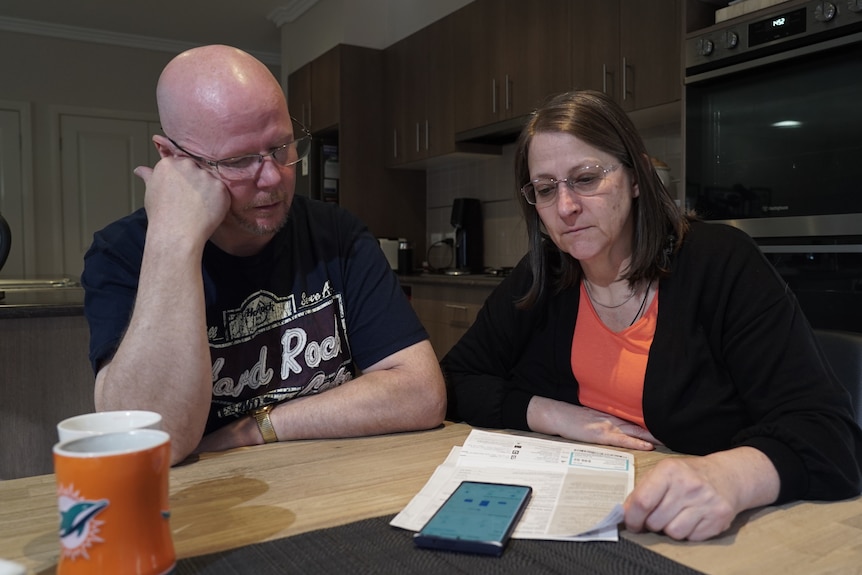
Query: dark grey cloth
174 515 704 575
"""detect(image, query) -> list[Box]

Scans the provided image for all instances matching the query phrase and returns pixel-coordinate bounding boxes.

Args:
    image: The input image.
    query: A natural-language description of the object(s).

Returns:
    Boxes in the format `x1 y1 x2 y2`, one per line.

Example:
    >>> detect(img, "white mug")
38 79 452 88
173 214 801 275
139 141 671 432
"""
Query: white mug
57 410 163 442
0 559 26 575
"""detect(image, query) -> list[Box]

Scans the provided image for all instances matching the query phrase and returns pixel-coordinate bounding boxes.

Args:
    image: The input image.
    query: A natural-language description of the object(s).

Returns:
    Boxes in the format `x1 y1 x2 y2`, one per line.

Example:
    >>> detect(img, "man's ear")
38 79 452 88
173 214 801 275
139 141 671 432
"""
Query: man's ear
152 134 174 159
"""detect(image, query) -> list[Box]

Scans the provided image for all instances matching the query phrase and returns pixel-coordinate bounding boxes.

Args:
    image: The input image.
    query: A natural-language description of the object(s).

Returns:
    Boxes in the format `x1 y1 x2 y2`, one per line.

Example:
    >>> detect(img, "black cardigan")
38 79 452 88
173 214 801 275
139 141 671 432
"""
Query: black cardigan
442 221 862 504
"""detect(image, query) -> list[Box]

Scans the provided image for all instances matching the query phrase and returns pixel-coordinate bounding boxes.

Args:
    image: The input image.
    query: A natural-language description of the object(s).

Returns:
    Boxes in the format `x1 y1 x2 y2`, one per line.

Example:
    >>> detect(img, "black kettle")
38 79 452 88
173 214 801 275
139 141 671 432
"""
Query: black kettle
0 211 11 273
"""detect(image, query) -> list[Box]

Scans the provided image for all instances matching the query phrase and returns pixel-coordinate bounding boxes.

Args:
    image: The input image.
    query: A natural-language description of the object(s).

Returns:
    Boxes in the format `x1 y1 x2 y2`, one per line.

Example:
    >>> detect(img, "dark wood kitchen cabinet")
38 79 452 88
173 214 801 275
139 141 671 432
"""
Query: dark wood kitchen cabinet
287 46 339 133
452 0 573 134
384 14 455 167
403 278 498 361
287 45 426 253
287 62 311 128
573 0 681 112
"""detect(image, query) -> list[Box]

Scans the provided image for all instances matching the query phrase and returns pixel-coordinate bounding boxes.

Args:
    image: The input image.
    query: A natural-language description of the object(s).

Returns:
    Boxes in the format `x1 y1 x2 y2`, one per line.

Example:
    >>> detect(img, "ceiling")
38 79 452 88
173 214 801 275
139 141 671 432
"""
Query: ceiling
0 0 306 63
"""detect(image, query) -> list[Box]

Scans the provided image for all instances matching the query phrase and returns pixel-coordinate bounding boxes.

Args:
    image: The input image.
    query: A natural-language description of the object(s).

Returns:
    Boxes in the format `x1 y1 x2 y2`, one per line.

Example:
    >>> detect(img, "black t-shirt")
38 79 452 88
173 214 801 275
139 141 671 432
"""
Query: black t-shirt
82 195 427 434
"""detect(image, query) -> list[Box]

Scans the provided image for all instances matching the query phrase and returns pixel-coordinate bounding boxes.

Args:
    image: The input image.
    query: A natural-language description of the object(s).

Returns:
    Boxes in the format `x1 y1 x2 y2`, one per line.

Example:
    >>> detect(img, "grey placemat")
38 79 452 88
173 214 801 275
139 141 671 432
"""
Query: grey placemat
174 514 705 575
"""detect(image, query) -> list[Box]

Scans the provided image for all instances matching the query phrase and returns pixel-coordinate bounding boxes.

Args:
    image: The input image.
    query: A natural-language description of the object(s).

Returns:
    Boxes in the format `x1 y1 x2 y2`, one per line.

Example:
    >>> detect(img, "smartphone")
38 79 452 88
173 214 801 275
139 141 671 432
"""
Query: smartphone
413 481 532 557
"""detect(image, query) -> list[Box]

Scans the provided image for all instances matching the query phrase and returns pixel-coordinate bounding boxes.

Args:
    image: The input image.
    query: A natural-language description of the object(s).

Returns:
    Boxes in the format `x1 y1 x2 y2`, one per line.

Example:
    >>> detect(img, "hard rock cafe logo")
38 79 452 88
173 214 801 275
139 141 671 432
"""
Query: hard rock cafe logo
57 484 109 559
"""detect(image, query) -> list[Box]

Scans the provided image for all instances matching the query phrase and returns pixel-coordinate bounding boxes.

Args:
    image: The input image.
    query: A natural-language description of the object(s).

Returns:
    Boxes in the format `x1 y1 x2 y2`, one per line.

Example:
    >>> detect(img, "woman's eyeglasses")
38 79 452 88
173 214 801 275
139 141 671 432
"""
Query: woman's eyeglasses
521 163 620 206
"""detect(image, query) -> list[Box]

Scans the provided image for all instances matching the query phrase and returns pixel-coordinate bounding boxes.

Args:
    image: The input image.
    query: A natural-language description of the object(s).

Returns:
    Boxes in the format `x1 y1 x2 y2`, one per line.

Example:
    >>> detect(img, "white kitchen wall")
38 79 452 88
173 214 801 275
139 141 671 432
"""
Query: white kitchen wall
424 123 682 270
640 122 684 204
425 146 525 270
0 30 173 277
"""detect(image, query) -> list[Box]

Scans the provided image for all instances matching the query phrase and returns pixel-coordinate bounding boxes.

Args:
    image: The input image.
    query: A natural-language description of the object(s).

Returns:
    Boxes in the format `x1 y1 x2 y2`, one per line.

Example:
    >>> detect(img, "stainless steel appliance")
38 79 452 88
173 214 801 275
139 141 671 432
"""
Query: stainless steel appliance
685 0 862 238
685 0 862 332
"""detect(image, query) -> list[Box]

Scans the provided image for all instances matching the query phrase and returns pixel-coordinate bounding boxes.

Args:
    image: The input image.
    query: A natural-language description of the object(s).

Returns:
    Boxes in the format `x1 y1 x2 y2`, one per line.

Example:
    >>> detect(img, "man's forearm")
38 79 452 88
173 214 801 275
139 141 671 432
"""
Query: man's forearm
268 340 446 440
95 241 212 464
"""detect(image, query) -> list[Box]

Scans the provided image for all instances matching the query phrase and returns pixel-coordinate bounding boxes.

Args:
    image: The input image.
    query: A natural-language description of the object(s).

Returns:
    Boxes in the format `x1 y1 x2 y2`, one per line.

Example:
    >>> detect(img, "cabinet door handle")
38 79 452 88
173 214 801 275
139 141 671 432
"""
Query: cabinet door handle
445 304 468 322
505 74 510 111
425 119 429 151
602 64 608 94
491 78 497 114
393 129 398 159
415 122 421 152
622 57 630 101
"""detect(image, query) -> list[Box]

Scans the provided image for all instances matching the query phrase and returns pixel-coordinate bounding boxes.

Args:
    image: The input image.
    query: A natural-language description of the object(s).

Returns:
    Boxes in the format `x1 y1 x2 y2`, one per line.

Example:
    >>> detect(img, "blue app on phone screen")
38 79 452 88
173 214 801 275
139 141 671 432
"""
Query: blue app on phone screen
413 481 532 556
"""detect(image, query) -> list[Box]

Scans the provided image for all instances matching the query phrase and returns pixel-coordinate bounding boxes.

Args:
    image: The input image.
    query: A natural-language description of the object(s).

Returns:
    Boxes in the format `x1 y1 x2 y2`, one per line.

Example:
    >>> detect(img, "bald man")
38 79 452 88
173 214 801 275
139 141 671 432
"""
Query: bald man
82 45 446 464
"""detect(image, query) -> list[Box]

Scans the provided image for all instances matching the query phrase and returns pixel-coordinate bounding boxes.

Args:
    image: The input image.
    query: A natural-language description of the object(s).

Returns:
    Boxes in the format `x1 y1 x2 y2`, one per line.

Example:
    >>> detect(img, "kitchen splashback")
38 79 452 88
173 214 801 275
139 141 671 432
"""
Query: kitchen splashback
424 125 682 270
426 146 525 270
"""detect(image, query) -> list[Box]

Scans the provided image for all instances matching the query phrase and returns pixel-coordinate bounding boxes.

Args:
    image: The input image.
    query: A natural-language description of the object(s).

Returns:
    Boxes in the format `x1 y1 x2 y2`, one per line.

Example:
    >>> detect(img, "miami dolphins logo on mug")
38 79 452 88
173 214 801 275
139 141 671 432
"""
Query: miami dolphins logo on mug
57 484 109 559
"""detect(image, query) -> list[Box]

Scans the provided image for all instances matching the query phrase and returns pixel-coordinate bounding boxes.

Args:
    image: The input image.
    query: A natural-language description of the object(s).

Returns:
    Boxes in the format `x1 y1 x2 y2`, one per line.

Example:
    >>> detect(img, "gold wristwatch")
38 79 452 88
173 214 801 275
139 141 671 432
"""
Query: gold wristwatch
250 405 279 444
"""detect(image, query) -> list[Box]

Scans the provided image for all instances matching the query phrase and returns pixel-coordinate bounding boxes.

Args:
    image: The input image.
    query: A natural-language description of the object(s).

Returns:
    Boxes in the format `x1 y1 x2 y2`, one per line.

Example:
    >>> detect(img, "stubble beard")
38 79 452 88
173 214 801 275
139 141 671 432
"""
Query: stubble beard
231 194 291 236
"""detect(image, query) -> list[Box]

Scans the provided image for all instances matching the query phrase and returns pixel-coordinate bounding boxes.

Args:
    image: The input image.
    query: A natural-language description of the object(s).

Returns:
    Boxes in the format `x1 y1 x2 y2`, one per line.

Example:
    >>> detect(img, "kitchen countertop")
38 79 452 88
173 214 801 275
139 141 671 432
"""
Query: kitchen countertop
0 272 507 319
0 287 85 319
397 271 506 287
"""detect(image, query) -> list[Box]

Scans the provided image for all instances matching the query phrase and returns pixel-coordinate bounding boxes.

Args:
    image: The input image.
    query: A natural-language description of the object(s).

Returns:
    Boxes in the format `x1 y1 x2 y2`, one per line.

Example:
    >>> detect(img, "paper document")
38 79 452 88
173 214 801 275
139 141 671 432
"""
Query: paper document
390 429 634 541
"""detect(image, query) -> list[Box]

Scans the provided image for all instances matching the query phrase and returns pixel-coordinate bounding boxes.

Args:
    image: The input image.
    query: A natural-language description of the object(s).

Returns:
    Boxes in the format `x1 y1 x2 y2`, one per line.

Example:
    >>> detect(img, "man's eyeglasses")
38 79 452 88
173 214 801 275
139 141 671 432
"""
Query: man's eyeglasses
521 163 621 206
166 118 312 182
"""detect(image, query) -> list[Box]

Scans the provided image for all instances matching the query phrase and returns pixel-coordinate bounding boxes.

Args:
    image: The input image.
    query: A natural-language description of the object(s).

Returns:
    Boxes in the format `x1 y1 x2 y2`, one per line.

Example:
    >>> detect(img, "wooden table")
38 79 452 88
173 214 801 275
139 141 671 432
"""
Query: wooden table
1 421 860 574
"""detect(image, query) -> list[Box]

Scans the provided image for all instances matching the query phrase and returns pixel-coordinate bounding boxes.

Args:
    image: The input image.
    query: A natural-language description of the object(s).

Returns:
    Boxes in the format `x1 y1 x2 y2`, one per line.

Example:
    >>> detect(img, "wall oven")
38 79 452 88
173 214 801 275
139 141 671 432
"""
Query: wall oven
684 0 862 332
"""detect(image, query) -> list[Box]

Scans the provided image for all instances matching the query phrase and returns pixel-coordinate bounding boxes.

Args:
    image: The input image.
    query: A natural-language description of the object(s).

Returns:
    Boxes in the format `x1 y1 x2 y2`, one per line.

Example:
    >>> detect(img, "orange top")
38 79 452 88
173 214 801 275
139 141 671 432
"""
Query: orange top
571 281 659 429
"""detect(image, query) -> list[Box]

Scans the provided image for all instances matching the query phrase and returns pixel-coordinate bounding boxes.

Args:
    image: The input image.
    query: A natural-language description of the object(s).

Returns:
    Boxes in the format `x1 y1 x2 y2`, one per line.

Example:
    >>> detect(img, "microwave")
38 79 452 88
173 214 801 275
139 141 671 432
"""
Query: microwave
684 0 862 240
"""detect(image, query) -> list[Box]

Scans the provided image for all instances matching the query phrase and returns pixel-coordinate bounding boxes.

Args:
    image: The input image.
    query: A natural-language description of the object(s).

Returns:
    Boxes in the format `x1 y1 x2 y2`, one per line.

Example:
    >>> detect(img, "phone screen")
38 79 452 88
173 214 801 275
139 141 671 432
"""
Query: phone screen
414 481 532 556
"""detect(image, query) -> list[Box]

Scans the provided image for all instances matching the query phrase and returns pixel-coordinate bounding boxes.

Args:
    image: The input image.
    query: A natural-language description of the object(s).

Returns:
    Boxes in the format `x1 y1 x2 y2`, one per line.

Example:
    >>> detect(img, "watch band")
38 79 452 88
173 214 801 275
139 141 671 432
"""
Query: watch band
251 405 279 444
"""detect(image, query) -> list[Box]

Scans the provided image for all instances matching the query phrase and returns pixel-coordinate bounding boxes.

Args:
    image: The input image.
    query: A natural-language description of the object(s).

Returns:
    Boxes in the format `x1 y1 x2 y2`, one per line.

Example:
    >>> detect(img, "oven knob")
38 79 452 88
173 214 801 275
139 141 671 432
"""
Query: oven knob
698 38 715 56
814 1 837 21
724 30 739 49
848 0 862 12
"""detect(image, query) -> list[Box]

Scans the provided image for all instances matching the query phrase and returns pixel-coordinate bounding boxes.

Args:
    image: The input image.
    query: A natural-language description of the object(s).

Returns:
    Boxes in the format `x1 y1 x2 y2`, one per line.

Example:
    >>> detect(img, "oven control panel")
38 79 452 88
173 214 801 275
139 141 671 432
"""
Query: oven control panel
686 0 862 78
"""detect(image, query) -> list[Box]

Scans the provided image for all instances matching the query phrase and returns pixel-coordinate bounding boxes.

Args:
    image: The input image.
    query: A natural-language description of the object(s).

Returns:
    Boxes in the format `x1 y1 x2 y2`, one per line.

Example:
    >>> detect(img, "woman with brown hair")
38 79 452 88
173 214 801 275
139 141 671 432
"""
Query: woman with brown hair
442 90 862 541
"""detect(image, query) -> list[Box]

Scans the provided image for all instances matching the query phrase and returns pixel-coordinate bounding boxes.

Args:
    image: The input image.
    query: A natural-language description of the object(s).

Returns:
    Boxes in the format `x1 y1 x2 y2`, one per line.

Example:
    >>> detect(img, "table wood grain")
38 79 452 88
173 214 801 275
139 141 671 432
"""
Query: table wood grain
1 421 860 574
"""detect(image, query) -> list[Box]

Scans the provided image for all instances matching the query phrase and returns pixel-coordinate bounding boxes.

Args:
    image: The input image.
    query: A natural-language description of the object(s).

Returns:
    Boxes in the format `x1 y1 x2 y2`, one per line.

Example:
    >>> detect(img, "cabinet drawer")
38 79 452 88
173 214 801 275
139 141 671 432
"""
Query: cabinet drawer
407 282 496 359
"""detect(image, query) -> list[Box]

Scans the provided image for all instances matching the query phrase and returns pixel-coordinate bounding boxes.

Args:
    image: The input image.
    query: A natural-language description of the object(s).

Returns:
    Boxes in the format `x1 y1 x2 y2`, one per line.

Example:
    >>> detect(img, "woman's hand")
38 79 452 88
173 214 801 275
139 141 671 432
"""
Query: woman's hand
527 396 659 451
623 446 781 540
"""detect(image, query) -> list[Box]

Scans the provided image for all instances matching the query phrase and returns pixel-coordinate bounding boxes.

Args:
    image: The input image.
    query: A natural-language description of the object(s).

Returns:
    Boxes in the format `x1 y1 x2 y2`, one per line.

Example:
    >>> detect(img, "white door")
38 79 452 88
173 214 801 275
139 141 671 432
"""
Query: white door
60 115 159 279
0 107 28 278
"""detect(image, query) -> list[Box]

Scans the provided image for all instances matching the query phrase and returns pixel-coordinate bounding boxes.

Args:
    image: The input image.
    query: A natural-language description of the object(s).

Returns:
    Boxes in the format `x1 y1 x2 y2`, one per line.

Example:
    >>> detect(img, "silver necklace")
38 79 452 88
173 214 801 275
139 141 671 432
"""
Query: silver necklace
583 279 636 309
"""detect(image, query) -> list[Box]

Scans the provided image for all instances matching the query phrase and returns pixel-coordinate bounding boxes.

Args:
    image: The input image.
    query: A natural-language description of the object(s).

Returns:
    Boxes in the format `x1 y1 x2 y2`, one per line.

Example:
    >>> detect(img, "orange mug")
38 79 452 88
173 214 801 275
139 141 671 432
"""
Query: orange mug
53 429 175 575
